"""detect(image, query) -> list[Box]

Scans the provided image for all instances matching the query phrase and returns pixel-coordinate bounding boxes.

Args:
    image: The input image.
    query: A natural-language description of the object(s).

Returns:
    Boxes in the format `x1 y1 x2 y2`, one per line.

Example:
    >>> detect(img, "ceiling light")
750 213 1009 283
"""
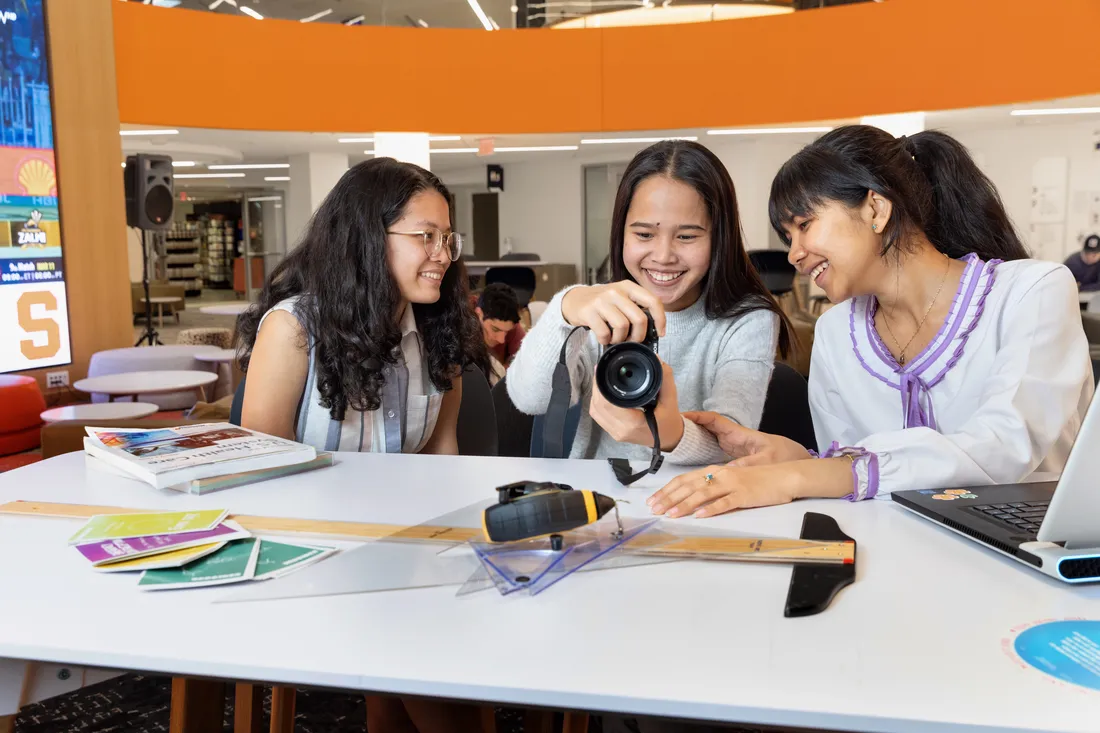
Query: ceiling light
248 196 283 202
208 0 237 8
265 176 291 182
207 163 290 170
466 0 495 30
173 173 247 179
488 16 500 29
707 126 832 136
300 8 333 22
581 136 697 145
344 14 366 25
239 6 263 19
495 146 578 152
119 128 179 136
416 18 429 27
424 148 479 154
510 4 518 11
1010 107 1100 117
172 161 197 167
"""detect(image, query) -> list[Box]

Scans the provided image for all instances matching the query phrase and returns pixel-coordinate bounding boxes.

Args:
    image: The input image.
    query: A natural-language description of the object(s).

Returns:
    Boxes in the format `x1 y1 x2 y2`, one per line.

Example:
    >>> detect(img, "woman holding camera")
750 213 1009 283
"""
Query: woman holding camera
647 126 1092 519
506 140 793 465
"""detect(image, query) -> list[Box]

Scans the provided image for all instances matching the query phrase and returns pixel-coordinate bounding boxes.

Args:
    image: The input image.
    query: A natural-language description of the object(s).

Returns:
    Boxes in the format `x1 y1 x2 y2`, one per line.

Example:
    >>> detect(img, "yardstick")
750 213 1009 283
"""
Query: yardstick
0 500 856 565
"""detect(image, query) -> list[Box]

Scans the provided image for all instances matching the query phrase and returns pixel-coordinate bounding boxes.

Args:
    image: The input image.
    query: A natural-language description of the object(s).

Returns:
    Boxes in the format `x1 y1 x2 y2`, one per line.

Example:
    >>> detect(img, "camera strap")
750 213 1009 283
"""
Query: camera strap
543 327 664 485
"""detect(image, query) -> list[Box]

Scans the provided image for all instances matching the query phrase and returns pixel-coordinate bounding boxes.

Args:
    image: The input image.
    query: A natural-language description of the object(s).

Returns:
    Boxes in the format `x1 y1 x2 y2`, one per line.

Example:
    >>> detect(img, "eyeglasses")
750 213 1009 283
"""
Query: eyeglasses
387 229 464 261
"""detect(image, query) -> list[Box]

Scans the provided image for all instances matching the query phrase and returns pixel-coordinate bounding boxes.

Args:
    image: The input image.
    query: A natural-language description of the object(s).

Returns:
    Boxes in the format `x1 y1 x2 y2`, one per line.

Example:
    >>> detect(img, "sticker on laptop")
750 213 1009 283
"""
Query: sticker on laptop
918 488 979 500
1003 619 1100 693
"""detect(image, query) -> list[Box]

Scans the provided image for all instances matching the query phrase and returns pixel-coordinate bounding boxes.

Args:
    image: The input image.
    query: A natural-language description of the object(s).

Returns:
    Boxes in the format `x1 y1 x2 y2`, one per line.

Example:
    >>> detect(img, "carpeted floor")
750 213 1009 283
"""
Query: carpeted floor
11 674 535 733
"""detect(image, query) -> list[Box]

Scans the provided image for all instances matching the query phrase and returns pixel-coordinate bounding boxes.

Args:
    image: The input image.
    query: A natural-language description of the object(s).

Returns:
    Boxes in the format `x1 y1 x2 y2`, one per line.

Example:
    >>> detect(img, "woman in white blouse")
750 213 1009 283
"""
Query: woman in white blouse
648 125 1093 518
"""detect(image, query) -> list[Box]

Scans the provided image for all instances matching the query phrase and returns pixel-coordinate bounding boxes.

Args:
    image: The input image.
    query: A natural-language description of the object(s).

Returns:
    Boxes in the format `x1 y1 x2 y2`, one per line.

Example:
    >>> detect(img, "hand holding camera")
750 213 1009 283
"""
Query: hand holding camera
590 359 685 452
561 281 667 346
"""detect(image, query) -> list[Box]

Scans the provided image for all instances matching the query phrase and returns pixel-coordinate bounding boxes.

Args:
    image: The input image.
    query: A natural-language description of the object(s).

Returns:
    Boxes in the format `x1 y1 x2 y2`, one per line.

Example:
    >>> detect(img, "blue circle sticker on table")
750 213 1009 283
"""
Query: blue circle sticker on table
1012 620 1100 691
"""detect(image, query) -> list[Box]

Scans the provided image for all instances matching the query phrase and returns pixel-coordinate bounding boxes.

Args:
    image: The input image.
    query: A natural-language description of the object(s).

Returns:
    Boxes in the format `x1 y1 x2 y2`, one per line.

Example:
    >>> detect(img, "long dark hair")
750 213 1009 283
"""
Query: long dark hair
609 140 793 357
769 125 1029 262
236 157 485 421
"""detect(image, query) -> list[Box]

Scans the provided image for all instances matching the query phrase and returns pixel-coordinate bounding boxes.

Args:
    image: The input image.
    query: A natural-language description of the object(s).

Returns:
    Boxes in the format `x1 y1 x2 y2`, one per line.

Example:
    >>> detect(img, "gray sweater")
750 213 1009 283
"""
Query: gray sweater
506 286 780 466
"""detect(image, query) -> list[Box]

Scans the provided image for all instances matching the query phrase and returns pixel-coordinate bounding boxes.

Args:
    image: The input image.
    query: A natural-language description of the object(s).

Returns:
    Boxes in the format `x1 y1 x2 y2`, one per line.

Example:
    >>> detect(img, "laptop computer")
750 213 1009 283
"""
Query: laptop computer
891 388 1100 584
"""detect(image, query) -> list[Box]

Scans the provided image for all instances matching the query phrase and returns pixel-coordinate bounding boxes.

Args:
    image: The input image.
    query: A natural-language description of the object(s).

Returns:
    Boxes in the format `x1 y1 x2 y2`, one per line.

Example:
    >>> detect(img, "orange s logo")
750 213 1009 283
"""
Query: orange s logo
17 291 61 360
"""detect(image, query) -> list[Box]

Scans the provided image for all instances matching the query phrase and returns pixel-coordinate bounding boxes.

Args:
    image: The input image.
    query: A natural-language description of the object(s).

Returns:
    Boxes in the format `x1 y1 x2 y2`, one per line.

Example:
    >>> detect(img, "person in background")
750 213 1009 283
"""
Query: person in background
506 140 792 466
649 126 1092 522
473 282 525 385
235 157 486 733
1064 233 1100 292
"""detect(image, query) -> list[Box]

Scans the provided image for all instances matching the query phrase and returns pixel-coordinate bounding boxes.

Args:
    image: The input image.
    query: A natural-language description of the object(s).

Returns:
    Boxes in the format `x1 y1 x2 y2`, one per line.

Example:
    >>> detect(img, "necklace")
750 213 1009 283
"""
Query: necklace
880 255 951 366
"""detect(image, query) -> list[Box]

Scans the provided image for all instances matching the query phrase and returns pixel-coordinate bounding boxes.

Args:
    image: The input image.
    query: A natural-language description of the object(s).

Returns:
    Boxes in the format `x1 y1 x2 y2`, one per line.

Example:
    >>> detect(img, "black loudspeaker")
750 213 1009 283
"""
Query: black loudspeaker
125 154 174 230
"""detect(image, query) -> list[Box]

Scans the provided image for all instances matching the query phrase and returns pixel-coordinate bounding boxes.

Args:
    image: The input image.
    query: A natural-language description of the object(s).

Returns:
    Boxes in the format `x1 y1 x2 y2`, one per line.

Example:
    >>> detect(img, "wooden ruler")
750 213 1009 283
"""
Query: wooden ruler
0 500 855 564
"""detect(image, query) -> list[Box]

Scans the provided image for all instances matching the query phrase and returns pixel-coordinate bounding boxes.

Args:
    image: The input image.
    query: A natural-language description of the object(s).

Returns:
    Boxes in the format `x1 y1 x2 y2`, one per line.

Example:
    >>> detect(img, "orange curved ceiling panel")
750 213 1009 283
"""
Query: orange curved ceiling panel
112 0 1100 134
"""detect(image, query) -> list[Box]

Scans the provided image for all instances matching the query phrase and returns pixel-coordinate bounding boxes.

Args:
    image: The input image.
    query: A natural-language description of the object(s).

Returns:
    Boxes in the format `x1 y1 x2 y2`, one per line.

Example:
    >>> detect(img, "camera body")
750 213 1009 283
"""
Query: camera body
594 311 662 410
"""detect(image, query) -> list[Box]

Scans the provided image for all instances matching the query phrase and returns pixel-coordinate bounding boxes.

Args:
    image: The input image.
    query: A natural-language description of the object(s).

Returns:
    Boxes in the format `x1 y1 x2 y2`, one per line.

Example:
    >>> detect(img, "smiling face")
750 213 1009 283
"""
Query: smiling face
784 194 893 303
622 175 712 312
385 189 452 308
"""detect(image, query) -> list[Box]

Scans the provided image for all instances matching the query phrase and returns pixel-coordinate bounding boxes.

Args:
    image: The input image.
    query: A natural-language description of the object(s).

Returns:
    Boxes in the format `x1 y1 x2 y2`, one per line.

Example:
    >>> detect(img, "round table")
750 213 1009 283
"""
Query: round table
199 302 251 316
193 349 240 398
140 296 184 327
73 370 218 404
40 402 159 423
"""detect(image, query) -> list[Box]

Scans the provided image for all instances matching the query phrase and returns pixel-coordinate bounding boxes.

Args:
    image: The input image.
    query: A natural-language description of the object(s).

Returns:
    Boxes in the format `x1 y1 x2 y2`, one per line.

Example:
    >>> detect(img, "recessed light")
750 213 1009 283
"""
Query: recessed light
239 6 263 19
119 128 179 136
172 161 197 167
173 173 247 179
300 9 333 22
207 163 290 170
265 176 291 182
707 127 832 136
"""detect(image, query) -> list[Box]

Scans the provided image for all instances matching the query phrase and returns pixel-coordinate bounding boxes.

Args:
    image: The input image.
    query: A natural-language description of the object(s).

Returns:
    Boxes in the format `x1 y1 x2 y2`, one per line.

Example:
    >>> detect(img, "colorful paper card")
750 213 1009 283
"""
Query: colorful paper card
75 521 248 565
67 509 229 545
253 540 336 581
94 542 227 573
137 538 259 591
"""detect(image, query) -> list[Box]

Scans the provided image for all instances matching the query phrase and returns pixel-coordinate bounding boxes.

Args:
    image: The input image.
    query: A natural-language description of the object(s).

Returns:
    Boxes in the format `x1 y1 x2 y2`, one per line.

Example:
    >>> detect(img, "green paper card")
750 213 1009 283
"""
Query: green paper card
253 540 335 581
138 538 259 591
68 509 229 545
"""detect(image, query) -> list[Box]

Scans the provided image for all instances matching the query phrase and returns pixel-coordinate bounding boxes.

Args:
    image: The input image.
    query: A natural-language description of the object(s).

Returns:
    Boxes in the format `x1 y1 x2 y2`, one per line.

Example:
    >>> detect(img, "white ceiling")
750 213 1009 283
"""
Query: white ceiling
153 0 519 29
119 94 1100 188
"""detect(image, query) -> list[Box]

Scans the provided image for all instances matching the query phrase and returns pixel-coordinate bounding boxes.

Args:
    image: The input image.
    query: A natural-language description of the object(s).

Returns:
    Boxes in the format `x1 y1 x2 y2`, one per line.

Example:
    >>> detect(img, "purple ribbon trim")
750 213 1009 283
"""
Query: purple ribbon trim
817 441 880 501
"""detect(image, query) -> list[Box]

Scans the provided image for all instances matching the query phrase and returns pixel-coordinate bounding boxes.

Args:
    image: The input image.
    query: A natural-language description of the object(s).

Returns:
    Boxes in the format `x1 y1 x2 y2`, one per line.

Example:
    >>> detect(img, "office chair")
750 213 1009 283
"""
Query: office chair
758 362 817 451
500 252 540 261
485 266 537 308
748 250 797 296
491 376 534 458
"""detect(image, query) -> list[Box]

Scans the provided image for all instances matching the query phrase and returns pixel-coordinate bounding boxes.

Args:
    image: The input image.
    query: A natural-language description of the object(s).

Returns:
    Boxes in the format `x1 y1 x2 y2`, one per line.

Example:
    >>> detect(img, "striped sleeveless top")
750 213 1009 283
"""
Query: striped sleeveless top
258 296 443 453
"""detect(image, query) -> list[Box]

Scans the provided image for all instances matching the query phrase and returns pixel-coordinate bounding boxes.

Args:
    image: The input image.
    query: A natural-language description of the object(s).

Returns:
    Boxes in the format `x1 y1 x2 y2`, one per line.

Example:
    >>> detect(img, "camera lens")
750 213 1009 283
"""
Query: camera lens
595 342 662 409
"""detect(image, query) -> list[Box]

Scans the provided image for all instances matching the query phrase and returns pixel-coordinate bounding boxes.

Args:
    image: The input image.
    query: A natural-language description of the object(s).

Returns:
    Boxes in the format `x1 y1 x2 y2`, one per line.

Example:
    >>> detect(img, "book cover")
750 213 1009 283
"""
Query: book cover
253 540 336 581
83 423 316 490
67 509 229 546
138 538 260 591
94 541 227 573
74 521 249 565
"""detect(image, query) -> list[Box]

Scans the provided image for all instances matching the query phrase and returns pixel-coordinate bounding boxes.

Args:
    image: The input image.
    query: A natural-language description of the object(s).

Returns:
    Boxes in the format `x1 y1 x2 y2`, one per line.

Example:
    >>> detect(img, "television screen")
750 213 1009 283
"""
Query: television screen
0 0 71 374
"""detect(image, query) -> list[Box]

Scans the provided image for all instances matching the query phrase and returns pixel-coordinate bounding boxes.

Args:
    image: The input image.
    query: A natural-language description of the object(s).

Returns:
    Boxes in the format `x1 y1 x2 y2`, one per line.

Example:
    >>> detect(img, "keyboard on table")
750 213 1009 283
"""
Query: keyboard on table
971 500 1050 537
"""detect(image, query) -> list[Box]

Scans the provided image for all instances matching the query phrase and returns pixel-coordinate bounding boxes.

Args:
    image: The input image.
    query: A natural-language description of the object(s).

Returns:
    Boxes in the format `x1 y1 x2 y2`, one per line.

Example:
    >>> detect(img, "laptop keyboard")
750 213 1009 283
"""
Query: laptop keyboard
971 500 1050 537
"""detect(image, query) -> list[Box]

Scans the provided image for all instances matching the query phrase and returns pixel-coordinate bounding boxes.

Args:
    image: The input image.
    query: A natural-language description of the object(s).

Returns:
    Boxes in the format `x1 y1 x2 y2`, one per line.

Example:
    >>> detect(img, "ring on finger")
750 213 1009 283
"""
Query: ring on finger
704 473 714 485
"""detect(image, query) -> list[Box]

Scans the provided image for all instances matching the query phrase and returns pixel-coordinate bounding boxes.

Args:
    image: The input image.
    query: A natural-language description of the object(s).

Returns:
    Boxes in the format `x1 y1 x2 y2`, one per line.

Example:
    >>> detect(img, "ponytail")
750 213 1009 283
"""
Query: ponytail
906 130 1028 261
769 125 1029 263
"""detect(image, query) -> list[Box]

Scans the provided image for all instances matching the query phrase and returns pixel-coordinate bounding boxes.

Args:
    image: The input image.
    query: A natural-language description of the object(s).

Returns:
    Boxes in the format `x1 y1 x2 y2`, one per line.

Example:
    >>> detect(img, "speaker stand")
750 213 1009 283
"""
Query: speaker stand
134 229 163 347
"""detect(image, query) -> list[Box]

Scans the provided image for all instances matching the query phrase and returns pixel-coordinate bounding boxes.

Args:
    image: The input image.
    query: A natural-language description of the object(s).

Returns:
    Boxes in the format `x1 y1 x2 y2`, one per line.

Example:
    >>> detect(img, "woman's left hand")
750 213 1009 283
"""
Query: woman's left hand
647 463 798 518
589 360 684 450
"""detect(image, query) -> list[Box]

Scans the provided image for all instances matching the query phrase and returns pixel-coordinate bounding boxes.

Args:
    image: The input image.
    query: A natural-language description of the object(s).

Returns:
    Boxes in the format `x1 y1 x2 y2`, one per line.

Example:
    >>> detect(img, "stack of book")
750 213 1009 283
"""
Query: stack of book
82 422 332 494
69 509 335 590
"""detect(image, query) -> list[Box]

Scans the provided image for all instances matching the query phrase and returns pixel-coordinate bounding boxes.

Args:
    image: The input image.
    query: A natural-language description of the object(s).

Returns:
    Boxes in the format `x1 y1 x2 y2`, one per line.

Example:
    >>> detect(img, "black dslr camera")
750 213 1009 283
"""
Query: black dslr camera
594 311 661 410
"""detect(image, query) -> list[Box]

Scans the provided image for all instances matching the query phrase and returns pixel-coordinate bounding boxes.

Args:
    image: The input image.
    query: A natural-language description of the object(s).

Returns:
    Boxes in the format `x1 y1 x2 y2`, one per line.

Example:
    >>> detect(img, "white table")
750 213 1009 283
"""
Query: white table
198 302 250 316
193 349 240 398
39 402 159 423
0 453 1098 733
73 370 217 404
139 296 183 328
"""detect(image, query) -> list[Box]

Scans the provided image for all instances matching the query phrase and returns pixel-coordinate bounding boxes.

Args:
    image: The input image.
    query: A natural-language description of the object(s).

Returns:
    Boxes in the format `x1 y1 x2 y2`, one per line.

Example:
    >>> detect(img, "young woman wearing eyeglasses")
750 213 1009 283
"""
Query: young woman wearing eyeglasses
237 157 484 457
235 158 486 732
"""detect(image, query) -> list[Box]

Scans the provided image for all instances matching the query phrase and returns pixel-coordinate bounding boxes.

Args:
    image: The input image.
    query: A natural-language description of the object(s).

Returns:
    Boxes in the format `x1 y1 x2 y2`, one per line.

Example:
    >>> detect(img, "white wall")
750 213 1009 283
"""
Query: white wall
947 119 1100 262
442 121 1100 270
440 138 804 270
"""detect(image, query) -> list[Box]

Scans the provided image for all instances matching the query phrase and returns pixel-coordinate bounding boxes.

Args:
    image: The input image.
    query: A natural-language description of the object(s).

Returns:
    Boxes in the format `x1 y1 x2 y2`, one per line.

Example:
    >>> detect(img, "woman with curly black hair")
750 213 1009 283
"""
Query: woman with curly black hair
236 156 485 456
